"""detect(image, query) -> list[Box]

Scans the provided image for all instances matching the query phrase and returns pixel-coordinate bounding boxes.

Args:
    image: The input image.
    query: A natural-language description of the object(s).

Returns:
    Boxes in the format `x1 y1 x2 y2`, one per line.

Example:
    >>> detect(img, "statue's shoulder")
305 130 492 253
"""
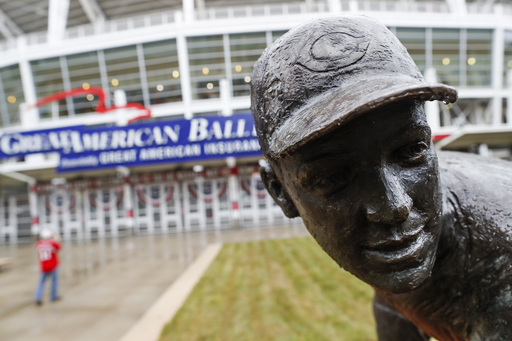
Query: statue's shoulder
437 150 512 172
437 150 512 245
436 151 512 339
438 151 512 199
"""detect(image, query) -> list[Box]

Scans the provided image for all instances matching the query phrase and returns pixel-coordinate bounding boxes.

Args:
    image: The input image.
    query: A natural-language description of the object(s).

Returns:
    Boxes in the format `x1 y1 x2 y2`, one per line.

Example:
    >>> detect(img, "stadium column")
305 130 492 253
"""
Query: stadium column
117 166 134 230
507 69 512 125
114 89 129 126
2 172 39 238
183 0 195 23
124 176 134 230
48 0 70 44
424 68 441 131
220 79 233 116
0 172 37 239
29 183 39 238
446 0 467 14
492 25 505 125
226 157 240 228
175 11 193 119
17 37 38 107
327 0 341 13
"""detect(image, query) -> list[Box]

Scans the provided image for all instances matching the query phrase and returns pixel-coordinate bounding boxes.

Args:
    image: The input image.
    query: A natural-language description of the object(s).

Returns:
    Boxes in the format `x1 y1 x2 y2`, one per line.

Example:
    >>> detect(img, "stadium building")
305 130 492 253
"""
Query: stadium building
0 0 511 243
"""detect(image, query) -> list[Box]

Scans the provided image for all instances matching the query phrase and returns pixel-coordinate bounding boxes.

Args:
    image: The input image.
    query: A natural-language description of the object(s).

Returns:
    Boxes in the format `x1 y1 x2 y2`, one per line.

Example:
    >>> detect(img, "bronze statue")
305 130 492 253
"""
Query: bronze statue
251 15 512 341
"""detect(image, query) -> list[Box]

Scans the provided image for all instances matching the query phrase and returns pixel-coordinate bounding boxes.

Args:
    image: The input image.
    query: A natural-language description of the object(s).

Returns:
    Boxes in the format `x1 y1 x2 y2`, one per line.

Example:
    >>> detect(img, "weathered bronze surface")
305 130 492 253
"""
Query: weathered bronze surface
251 16 512 341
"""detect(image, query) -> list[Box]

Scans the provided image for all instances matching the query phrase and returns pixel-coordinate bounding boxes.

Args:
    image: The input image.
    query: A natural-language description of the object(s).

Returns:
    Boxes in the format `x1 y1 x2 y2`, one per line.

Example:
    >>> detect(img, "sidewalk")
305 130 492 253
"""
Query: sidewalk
0 223 308 341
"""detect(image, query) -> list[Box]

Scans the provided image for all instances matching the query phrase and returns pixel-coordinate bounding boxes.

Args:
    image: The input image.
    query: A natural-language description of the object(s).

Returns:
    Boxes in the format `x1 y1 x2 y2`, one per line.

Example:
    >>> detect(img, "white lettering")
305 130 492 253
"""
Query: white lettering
24 134 43 152
59 131 72 153
236 119 247 137
139 144 201 161
0 135 18 154
48 132 61 149
208 121 223 140
99 132 110 150
60 156 99 168
203 139 261 155
0 116 257 160
69 131 84 153
126 129 136 148
99 149 137 164
134 128 150 147
189 118 209 142
163 125 180 143
224 120 233 138
110 130 127 149
145 128 155 145
153 127 164 145
82 133 99 150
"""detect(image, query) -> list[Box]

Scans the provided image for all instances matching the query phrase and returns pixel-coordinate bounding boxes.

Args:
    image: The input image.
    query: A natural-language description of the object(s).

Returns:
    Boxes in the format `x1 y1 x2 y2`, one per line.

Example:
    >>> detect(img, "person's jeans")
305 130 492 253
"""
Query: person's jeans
35 268 58 302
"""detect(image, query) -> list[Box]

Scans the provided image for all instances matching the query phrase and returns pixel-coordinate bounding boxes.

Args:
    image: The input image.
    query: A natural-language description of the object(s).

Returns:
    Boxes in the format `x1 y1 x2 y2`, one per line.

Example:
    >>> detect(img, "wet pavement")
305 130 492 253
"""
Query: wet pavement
0 222 308 341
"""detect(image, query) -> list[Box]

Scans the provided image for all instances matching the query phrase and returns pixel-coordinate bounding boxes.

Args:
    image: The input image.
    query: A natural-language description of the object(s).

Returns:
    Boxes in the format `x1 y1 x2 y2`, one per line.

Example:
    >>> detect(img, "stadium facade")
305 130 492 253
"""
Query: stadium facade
0 0 511 243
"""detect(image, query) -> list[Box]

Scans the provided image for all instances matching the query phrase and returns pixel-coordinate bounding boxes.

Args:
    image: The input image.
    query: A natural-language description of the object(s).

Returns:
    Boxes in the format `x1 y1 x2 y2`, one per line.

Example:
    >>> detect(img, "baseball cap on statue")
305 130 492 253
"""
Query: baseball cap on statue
250 15 458 160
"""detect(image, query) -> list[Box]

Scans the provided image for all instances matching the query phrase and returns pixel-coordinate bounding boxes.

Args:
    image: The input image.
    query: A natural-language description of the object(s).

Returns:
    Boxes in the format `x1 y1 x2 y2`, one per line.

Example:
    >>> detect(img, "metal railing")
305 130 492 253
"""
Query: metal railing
352 0 448 13
2 0 512 53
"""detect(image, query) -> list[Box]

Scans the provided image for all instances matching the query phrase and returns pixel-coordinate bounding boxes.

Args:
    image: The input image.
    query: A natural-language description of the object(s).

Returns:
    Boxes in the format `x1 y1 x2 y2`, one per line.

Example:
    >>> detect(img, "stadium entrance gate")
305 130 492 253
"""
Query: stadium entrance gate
1 163 293 243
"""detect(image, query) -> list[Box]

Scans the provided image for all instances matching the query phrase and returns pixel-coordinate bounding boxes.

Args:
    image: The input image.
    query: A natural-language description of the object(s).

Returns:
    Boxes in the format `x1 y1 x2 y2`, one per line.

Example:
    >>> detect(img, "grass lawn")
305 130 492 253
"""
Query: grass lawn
160 236 377 341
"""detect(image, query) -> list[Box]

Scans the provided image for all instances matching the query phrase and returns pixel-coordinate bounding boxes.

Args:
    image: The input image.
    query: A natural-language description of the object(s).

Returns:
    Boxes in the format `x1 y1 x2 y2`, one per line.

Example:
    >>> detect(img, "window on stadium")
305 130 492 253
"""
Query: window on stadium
66 51 103 115
31 57 68 119
503 30 512 88
432 28 460 86
104 45 145 106
229 32 267 97
188 35 225 100
466 29 492 87
0 65 24 126
143 39 182 105
395 27 427 74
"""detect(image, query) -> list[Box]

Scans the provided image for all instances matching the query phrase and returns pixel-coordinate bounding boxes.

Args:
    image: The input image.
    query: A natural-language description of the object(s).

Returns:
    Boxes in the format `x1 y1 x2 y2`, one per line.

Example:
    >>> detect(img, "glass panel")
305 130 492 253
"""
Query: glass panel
503 98 508 125
0 65 24 126
142 39 182 105
395 27 426 73
31 57 68 119
188 35 225 100
272 30 287 42
432 28 460 86
104 45 144 105
66 51 102 115
466 29 492 87
229 32 267 97
441 98 491 127
504 30 512 87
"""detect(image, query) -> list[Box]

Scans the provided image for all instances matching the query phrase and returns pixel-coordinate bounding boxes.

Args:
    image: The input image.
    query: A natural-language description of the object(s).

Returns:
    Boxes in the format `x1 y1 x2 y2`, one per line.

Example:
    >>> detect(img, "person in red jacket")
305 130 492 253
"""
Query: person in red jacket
35 228 61 305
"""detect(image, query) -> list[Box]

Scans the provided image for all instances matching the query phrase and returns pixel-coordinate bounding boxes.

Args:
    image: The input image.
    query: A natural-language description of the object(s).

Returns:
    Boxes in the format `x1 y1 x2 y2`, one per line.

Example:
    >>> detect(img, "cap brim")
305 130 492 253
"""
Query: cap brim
269 75 458 158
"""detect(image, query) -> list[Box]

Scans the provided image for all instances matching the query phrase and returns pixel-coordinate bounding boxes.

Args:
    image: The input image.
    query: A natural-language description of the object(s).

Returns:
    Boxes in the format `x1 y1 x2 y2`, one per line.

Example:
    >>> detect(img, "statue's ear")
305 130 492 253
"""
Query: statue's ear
260 163 299 218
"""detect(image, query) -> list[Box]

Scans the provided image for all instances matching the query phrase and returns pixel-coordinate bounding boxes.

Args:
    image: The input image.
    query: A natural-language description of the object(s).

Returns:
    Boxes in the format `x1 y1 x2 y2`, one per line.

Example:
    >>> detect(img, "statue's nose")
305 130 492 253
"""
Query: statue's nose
364 166 413 225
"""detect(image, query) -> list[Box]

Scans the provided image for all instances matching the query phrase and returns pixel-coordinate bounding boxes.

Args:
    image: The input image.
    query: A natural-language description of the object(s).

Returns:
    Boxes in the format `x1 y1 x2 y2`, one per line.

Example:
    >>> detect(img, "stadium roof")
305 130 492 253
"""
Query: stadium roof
0 0 295 41
1 0 511 44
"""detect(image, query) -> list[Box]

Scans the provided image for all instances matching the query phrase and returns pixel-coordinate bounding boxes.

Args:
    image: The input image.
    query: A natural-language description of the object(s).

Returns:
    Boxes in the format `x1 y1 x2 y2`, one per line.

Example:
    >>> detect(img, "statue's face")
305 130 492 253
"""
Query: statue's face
275 101 443 293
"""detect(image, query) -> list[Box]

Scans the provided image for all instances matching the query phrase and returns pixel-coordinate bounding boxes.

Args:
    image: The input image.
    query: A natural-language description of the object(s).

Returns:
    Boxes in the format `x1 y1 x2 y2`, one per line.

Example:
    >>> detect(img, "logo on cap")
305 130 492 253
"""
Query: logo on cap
296 29 370 72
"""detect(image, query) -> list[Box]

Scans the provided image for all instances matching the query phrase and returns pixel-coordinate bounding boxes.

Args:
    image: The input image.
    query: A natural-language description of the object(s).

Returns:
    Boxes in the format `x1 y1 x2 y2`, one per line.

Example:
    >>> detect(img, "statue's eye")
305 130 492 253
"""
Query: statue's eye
399 141 429 164
311 166 353 194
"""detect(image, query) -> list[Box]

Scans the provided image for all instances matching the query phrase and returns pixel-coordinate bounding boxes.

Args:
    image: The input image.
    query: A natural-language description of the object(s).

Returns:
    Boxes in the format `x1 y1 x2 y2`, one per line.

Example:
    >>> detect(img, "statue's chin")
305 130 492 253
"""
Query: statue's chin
370 265 434 294
367 246 438 294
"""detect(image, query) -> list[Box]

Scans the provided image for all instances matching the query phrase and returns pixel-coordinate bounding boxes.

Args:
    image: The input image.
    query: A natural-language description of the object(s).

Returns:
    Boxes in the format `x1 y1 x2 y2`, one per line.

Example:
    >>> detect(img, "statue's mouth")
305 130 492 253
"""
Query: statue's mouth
361 224 428 267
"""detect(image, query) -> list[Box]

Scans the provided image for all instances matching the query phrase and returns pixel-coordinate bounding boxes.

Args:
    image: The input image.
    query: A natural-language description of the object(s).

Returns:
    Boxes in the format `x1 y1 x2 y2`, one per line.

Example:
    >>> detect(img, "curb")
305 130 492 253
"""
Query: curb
119 243 223 341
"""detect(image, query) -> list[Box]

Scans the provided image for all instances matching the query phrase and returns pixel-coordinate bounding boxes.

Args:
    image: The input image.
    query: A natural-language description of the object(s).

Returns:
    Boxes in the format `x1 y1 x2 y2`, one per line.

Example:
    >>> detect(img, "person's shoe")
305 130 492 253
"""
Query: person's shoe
36 301 42 306
51 296 61 302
